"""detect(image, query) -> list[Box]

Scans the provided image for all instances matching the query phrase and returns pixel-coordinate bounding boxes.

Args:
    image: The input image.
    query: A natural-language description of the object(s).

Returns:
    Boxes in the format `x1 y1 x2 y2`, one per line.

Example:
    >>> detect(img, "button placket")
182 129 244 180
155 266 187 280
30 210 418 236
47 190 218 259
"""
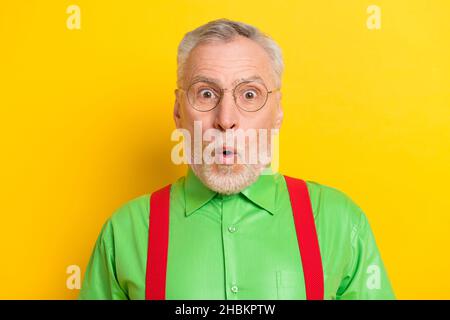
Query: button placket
221 195 240 299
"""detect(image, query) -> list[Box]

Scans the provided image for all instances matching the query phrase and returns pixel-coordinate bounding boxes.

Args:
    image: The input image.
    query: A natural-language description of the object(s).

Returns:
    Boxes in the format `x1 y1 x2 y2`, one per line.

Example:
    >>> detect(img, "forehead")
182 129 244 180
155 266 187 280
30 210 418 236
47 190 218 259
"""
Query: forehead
184 36 275 87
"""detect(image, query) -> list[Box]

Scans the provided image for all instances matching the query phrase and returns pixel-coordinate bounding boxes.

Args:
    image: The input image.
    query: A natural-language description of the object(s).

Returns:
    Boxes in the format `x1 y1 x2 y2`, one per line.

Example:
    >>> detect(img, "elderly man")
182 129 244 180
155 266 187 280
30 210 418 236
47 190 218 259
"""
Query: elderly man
79 19 395 300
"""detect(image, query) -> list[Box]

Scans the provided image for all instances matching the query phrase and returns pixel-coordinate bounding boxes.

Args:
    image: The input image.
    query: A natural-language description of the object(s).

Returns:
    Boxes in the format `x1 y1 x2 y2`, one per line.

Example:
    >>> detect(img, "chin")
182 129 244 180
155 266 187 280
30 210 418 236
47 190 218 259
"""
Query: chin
210 163 245 175
191 162 263 195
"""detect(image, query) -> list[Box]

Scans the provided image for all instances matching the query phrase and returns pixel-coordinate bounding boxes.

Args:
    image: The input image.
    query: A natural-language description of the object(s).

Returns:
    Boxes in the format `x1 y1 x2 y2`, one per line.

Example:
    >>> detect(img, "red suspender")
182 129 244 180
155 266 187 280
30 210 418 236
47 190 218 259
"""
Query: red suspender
145 176 324 300
145 184 171 300
284 175 324 300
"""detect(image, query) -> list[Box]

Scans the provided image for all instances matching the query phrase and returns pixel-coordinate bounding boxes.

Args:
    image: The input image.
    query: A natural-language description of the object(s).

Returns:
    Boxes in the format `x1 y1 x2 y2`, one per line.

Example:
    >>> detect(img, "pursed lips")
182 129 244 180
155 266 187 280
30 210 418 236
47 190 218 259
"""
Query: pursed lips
214 145 238 164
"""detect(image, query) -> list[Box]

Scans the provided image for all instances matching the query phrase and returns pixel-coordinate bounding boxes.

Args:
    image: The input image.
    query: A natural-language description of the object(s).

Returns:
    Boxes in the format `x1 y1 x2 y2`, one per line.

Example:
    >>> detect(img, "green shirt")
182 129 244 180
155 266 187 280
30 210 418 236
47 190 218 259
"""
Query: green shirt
79 168 395 300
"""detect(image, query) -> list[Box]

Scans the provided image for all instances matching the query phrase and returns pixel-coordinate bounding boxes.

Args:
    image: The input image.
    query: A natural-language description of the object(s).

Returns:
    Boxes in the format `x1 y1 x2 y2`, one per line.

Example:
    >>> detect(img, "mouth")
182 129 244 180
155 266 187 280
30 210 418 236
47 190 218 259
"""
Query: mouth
215 146 237 164
222 147 235 157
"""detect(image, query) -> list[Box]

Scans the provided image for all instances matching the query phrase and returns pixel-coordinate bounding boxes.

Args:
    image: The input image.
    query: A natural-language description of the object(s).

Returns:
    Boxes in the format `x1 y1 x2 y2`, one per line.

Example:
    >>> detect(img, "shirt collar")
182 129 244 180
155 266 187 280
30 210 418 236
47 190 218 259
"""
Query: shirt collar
184 166 279 217
240 166 278 215
184 167 217 217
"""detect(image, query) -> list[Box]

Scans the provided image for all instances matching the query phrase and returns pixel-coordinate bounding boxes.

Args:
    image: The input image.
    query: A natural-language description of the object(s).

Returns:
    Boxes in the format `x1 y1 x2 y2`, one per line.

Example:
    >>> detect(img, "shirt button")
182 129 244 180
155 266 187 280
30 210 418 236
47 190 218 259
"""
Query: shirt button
231 285 239 293
228 225 237 233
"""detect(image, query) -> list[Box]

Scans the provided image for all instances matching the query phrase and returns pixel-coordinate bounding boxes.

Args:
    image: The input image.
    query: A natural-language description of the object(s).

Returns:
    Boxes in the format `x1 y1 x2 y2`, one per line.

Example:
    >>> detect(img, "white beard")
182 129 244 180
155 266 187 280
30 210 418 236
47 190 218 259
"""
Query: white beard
190 162 266 195
187 131 273 195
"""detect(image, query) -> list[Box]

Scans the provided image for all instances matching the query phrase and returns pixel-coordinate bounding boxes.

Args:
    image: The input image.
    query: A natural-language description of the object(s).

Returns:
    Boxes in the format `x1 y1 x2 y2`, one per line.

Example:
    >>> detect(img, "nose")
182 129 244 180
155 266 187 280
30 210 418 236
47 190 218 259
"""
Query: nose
213 91 239 131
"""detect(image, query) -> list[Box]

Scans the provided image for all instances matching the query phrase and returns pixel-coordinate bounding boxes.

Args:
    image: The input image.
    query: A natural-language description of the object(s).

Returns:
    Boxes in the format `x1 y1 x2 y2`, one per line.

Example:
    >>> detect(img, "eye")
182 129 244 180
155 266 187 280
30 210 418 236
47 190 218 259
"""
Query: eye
199 88 217 99
243 89 258 100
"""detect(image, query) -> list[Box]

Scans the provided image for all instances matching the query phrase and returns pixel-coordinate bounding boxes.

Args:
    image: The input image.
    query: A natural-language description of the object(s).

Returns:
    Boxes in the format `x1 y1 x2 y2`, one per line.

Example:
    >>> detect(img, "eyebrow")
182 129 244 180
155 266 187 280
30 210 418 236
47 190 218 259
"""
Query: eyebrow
190 75 265 87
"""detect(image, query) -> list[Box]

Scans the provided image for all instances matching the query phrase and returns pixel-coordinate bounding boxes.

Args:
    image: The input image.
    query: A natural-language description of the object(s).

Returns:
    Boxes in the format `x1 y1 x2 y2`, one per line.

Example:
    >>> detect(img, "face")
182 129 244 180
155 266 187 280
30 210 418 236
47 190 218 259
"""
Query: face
173 35 283 194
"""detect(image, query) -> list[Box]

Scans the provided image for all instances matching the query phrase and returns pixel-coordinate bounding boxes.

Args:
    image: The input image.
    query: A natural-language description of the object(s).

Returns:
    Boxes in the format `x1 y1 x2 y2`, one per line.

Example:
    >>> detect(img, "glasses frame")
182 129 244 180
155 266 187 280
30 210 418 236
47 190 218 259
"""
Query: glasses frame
178 80 280 112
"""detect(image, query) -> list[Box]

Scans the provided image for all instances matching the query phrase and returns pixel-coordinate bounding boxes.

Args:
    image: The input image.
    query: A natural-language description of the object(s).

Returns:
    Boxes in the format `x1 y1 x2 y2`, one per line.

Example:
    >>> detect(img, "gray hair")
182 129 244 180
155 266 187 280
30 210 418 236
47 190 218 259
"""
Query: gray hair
177 18 284 88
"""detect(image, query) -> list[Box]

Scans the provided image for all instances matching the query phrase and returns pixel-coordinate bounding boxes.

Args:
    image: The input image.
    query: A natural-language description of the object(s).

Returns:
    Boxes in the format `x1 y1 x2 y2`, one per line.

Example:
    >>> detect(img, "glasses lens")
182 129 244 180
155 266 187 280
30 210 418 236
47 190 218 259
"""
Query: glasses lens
188 82 221 111
235 82 268 111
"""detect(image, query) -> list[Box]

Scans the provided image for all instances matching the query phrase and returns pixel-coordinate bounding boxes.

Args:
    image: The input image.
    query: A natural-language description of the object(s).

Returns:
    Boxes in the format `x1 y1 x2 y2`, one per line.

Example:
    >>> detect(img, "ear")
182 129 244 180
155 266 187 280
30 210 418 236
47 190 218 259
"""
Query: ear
173 89 182 129
274 91 283 129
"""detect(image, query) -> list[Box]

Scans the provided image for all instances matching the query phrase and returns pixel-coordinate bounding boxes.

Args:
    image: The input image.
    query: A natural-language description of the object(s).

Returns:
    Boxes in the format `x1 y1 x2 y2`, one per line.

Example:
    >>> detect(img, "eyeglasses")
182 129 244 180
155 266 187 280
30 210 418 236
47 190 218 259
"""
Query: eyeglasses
178 80 280 112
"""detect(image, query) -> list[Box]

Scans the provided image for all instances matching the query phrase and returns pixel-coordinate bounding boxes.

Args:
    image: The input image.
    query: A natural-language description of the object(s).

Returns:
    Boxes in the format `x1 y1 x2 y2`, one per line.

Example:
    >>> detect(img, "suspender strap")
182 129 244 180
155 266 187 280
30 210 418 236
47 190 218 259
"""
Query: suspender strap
145 184 171 300
284 175 324 300
145 177 324 300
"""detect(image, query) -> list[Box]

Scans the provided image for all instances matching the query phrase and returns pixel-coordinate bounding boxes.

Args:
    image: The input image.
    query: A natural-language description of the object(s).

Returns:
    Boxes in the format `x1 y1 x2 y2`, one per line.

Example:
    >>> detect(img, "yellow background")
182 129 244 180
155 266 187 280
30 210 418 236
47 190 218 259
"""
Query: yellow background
1 0 449 299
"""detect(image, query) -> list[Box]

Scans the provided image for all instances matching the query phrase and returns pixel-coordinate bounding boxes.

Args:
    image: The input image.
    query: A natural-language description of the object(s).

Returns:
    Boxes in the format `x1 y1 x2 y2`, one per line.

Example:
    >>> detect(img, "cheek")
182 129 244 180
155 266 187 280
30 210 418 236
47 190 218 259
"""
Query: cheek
263 102 281 128
243 107 277 130
180 103 215 129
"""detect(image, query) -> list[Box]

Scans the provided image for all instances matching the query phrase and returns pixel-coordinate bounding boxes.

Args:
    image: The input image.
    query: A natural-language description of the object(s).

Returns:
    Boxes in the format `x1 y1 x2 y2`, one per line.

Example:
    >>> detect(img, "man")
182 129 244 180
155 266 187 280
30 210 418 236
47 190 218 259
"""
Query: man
79 19 395 300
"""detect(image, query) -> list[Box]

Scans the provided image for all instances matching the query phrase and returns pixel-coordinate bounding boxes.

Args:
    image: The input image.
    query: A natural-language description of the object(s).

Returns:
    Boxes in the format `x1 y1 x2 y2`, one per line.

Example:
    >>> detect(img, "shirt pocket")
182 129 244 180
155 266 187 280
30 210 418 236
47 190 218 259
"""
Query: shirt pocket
276 270 305 299
276 271 342 300
323 273 341 300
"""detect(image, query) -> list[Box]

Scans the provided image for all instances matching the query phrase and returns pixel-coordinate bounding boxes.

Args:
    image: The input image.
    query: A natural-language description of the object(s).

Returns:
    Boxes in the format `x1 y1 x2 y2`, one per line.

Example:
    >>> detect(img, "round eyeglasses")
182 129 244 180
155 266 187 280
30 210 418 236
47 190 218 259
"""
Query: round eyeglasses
178 80 280 112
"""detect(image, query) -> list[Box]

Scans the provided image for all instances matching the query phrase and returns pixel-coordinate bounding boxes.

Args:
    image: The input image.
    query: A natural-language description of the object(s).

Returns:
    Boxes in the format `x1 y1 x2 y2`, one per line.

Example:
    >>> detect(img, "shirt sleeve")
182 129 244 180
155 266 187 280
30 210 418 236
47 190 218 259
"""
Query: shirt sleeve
336 203 396 300
78 219 129 300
